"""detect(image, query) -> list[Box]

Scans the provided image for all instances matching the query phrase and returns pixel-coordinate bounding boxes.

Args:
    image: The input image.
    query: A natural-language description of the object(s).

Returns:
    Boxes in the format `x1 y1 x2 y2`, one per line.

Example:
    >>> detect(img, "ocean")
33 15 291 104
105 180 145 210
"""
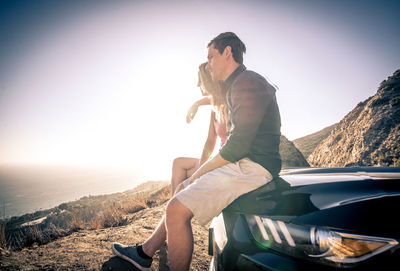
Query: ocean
0 165 145 218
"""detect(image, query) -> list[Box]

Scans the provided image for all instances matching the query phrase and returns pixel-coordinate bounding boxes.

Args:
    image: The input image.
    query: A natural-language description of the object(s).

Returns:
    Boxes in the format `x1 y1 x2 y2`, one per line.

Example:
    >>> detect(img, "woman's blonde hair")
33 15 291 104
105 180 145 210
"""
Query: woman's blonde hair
198 62 227 123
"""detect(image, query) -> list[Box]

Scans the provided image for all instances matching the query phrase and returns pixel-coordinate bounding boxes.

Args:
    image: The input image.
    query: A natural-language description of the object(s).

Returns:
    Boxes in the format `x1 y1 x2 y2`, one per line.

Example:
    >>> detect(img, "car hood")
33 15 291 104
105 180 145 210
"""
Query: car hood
281 174 371 187
226 172 400 217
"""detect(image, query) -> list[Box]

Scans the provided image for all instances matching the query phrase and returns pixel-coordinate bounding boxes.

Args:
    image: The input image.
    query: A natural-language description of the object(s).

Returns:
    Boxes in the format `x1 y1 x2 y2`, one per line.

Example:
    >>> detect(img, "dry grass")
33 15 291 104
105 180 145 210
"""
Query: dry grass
100 206 128 228
89 217 103 231
121 197 148 214
6 223 67 250
70 215 84 231
4 182 170 251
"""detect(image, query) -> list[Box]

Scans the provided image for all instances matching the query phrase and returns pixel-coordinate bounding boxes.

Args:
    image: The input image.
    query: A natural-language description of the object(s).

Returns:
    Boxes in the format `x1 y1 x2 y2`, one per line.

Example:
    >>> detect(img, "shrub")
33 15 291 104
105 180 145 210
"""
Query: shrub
69 215 84 232
100 207 127 228
6 223 66 250
390 97 400 107
0 221 6 248
89 218 103 230
121 199 148 214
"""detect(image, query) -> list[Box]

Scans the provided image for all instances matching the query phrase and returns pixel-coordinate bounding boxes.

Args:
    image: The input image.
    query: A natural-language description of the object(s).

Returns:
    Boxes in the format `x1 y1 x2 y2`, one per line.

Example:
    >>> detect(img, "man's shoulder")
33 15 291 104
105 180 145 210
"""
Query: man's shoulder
232 70 275 93
237 69 265 82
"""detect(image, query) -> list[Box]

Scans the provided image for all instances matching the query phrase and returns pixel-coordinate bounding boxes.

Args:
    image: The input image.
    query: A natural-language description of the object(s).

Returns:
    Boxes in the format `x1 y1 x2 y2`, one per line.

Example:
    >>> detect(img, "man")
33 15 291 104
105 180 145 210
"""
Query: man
112 32 282 271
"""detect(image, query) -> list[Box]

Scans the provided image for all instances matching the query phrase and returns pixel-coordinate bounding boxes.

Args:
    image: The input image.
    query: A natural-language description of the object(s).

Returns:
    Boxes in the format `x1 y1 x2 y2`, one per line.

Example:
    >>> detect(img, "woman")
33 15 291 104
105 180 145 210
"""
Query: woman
170 62 228 193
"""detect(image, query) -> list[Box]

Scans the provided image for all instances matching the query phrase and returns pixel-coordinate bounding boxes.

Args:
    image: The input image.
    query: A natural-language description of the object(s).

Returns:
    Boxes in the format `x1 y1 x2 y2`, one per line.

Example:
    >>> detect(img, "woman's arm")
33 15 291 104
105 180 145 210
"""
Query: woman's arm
199 111 218 166
187 111 229 184
186 96 211 123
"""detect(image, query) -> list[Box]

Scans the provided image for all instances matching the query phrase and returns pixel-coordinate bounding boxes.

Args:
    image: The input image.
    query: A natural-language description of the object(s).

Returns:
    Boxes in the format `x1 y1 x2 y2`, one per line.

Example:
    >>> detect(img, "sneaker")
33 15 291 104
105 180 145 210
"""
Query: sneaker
111 243 152 271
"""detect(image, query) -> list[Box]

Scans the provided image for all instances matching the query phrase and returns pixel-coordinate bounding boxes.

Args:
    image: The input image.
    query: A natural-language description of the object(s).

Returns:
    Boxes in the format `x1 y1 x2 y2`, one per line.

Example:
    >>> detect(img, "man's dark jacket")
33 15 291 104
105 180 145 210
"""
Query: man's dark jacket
219 65 282 177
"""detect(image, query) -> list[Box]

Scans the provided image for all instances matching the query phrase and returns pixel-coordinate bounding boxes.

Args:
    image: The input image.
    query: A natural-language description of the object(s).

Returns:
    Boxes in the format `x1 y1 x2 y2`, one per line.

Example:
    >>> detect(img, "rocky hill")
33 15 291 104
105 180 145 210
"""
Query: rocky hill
293 124 336 159
280 136 310 168
308 69 400 167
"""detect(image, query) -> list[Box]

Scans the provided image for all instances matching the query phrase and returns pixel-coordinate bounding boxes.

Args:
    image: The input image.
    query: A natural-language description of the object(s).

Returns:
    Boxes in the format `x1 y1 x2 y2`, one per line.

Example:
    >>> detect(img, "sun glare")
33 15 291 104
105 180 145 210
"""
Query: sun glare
0 8 211 181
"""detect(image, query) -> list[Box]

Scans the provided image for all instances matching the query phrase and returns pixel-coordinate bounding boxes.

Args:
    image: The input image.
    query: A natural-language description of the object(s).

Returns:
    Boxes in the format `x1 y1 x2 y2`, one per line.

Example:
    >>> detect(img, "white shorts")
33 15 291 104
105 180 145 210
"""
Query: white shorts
175 158 273 226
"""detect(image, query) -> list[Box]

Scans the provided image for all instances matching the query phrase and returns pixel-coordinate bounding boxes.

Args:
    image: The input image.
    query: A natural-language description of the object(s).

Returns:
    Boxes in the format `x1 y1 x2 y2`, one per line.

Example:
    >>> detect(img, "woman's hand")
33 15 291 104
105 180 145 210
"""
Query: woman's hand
186 97 211 124
186 102 199 123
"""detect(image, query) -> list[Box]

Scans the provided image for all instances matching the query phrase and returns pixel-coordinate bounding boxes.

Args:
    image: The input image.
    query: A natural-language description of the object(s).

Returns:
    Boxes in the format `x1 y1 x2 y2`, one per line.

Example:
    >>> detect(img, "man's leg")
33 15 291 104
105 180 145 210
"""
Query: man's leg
142 183 186 257
165 197 194 271
141 215 167 257
112 183 187 270
142 157 198 256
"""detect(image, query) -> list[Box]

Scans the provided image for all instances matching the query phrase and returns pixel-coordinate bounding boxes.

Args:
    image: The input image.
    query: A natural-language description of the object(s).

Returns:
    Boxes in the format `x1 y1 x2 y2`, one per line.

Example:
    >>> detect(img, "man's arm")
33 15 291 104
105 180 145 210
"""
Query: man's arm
220 74 270 163
188 153 230 184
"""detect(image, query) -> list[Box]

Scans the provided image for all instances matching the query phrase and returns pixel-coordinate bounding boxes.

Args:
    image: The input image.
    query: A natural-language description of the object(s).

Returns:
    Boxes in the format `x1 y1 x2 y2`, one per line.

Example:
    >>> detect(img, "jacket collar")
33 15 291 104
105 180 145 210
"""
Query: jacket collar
224 64 246 88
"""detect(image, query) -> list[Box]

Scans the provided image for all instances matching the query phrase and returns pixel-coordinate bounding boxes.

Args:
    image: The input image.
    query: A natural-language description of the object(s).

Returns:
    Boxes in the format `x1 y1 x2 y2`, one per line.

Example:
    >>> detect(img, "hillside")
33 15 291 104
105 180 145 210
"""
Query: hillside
0 182 210 270
293 124 336 159
280 135 310 168
308 69 400 167
0 139 308 271
0 202 210 271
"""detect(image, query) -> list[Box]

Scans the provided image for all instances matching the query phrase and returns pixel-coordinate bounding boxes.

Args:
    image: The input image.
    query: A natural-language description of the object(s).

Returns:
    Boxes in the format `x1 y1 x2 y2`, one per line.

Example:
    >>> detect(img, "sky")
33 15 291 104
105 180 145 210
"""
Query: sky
0 0 399 179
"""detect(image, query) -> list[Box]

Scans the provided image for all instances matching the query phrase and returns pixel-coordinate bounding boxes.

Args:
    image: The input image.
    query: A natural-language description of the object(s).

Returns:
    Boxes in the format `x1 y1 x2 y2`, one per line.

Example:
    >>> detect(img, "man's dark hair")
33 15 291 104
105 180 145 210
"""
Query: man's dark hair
207 32 246 64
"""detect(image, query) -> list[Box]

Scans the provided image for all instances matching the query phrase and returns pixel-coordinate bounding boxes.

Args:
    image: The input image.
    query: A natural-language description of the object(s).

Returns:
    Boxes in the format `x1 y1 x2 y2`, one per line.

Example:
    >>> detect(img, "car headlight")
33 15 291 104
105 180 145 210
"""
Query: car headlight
245 215 398 266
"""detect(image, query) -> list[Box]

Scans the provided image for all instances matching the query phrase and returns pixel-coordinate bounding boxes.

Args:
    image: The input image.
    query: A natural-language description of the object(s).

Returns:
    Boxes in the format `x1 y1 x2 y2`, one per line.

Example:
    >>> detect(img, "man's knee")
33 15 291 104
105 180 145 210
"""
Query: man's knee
165 198 193 225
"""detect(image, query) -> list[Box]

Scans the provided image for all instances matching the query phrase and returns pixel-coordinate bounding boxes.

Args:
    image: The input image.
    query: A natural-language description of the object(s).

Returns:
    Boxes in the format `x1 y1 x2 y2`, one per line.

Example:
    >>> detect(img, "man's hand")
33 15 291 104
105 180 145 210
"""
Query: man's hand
188 153 230 184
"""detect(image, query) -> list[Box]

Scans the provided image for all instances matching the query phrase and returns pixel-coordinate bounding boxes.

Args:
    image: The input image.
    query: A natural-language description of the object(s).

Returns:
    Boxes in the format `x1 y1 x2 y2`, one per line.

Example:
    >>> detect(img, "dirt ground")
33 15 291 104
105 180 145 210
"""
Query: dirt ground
0 203 211 270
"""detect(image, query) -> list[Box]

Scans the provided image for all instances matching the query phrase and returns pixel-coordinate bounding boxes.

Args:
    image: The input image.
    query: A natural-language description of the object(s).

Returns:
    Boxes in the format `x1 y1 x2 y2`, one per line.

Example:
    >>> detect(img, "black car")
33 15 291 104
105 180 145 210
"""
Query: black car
208 167 400 270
